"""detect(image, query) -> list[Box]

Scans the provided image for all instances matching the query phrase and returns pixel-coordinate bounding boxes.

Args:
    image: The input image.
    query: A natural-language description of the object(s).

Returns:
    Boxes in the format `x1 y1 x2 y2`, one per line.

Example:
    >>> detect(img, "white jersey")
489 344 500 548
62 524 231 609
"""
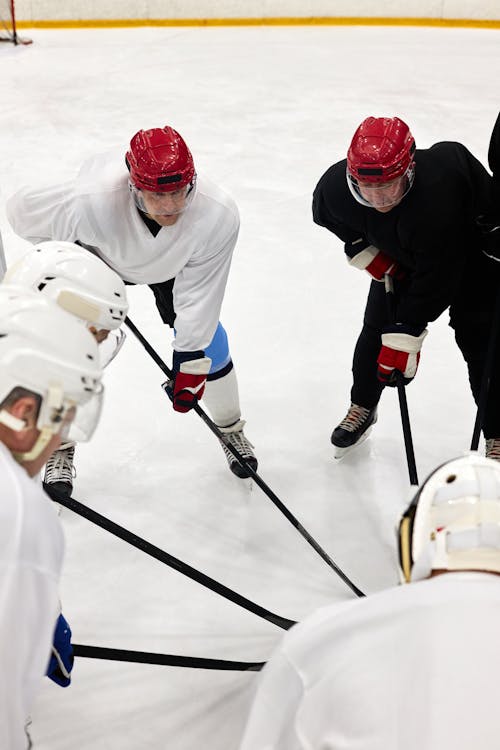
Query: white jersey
0 229 5 281
6 151 240 352
240 573 500 750
0 443 64 750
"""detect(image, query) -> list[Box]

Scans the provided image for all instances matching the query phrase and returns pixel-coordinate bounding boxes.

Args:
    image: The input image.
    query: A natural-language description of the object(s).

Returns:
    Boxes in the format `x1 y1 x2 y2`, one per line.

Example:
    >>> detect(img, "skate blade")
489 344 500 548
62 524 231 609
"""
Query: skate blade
333 425 373 460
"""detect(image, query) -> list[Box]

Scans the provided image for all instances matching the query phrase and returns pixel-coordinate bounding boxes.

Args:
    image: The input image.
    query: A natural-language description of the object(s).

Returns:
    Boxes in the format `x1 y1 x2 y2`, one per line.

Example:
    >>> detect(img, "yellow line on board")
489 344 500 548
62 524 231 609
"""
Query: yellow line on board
13 17 500 30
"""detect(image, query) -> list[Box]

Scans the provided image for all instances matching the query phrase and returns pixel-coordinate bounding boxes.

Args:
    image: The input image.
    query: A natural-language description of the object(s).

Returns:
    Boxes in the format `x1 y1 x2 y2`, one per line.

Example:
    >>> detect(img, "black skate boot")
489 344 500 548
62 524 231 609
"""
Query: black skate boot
486 438 500 461
43 443 76 497
218 420 258 478
331 403 377 458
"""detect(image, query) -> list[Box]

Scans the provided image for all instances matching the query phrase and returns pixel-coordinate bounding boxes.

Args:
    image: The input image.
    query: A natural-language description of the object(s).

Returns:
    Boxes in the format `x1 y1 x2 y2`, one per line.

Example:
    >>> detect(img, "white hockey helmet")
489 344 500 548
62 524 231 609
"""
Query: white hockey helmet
0 286 104 460
4 241 128 330
398 453 500 582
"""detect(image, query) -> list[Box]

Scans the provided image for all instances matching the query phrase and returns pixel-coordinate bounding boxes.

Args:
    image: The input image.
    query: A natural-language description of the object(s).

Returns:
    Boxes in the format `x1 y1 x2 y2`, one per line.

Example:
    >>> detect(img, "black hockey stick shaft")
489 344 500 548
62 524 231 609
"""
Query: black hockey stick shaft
72 644 264 671
384 276 419 485
470 284 500 451
124 316 365 598
45 485 295 631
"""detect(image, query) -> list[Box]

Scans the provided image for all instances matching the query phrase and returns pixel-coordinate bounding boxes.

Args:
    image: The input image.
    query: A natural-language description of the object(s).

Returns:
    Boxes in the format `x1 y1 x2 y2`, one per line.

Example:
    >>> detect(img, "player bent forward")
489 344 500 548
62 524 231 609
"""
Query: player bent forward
0 286 103 749
240 453 500 749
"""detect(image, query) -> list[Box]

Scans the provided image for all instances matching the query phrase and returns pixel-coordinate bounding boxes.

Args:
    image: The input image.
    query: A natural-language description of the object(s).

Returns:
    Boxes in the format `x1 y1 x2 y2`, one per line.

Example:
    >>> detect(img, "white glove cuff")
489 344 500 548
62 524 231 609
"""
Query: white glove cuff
381 329 428 353
348 245 379 270
179 356 212 376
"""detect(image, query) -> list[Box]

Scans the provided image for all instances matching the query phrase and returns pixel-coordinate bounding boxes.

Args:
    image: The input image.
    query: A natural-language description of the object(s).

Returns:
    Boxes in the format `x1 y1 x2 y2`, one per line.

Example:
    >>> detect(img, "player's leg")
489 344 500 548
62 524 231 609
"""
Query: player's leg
331 280 387 456
203 322 258 478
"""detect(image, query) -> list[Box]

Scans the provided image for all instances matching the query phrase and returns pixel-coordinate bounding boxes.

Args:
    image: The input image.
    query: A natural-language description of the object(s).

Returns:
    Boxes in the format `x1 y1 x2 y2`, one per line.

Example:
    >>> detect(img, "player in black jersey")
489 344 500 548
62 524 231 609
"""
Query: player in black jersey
313 116 500 458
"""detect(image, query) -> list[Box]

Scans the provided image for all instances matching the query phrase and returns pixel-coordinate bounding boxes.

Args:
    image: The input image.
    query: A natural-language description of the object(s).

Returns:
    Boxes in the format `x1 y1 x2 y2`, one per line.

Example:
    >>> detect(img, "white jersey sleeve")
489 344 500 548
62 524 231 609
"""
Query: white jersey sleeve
6 180 80 245
0 443 64 750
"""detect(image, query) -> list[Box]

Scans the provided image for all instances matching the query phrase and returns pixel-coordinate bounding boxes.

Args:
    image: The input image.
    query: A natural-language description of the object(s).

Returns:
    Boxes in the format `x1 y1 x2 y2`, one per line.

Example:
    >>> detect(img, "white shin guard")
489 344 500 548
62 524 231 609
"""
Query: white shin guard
202 367 241 428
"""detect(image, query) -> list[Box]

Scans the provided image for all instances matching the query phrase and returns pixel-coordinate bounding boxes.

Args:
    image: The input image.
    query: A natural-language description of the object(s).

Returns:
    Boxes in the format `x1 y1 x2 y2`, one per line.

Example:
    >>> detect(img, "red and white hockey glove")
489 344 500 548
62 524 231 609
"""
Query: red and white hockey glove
347 242 404 282
164 351 212 413
377 325 428 386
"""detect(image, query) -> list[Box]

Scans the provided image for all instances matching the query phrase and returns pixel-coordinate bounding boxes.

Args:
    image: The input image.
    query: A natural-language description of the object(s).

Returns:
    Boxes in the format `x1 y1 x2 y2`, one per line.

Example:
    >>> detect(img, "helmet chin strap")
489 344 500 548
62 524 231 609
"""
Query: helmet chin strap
11 425 57 463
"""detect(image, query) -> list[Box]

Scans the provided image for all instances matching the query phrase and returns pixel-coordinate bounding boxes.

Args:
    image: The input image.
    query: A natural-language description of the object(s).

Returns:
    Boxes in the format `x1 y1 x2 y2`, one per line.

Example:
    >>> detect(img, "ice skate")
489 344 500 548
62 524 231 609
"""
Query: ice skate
43 443 76 497
331 403 377 459
486 438 500 461
218 420 258 478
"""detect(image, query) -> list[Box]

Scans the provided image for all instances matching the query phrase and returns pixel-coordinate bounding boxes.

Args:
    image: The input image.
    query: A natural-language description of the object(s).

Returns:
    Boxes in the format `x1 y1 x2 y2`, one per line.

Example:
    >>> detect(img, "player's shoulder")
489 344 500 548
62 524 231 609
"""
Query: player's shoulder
194 175 239 227
76 147 129 198
417 140 478 166
315 158 348 192
0 443 64 571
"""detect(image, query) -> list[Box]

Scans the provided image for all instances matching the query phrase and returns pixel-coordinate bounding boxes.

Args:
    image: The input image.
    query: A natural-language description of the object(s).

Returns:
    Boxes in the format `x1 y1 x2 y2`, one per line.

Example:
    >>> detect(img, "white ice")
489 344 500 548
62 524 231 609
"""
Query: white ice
0 23 499 749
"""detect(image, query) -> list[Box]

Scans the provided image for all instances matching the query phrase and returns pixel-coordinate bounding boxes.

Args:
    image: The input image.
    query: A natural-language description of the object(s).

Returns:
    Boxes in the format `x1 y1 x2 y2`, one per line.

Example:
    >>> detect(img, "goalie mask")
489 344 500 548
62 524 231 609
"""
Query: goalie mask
0 287 104 461
398 454 500 583
347 116 416 210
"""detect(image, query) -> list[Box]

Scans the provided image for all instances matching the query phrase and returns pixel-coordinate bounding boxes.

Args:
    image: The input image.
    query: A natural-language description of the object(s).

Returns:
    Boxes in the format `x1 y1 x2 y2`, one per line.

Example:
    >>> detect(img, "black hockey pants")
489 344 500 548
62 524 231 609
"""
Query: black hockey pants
350 257 500 437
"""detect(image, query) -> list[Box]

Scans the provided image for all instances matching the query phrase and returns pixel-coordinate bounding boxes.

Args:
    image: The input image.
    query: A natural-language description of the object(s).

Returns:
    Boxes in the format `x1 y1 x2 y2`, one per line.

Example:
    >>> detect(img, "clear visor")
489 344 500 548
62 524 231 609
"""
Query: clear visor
64 385 104 443
37 383 104 443
129 178 196 217
347 164 414 209
87 326 126 368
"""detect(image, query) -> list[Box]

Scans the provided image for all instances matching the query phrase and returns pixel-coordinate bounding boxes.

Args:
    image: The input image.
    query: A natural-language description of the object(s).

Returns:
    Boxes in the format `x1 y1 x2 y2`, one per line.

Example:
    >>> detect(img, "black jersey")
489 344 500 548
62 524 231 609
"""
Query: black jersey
313 142 493 327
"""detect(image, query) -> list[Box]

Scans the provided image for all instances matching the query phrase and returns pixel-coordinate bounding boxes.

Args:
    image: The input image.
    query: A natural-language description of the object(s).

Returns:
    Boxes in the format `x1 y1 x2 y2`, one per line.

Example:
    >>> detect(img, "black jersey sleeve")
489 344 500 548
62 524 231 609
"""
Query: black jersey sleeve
312 161 371 256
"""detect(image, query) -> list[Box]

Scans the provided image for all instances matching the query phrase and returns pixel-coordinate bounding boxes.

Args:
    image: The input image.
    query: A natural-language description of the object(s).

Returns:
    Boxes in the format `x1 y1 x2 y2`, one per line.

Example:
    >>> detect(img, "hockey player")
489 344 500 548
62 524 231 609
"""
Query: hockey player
478 110 500 263
0 286 103 749
313 116 499 458
6 125 258 481
239 453 500 750
4 240 129 495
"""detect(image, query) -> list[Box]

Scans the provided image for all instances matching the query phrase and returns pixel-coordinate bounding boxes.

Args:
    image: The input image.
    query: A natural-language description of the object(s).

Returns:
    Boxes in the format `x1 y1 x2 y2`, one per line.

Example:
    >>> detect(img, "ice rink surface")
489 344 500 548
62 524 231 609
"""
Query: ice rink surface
0 22 499 749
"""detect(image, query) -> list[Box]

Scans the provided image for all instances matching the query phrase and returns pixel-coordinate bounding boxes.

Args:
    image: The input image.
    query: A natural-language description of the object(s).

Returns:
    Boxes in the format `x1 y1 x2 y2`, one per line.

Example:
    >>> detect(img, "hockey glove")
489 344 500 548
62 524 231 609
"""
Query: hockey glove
163 351 212 413
377 325 428 386
346 241 404 282
46 613 73 687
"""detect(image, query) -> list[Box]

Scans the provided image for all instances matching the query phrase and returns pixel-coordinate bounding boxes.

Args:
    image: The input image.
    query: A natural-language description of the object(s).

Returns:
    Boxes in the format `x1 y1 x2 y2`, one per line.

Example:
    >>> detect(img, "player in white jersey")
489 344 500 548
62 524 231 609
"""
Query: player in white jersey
239 453 500 750
0 229 6 281
0 286 103 749
6 125 258 482
4 240 129 496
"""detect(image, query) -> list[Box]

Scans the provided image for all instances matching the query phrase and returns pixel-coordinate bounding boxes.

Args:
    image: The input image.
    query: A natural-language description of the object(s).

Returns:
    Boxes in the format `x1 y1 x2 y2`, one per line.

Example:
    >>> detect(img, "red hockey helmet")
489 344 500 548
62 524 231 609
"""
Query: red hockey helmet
126 126 196 193
347 117 415 184
346 117 416 209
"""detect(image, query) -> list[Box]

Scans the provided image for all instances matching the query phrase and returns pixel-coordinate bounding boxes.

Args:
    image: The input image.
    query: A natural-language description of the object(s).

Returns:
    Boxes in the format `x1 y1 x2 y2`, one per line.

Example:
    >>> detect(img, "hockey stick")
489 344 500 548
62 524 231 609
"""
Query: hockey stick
72 644 264 671
124 316 365 598
384 275 419 486
44 484 295 631
470 284 500 451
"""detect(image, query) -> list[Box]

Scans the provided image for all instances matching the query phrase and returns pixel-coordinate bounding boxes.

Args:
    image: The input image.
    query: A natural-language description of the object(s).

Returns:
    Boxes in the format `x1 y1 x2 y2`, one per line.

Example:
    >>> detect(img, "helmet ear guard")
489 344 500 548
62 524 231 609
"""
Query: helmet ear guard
397 494 419 583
